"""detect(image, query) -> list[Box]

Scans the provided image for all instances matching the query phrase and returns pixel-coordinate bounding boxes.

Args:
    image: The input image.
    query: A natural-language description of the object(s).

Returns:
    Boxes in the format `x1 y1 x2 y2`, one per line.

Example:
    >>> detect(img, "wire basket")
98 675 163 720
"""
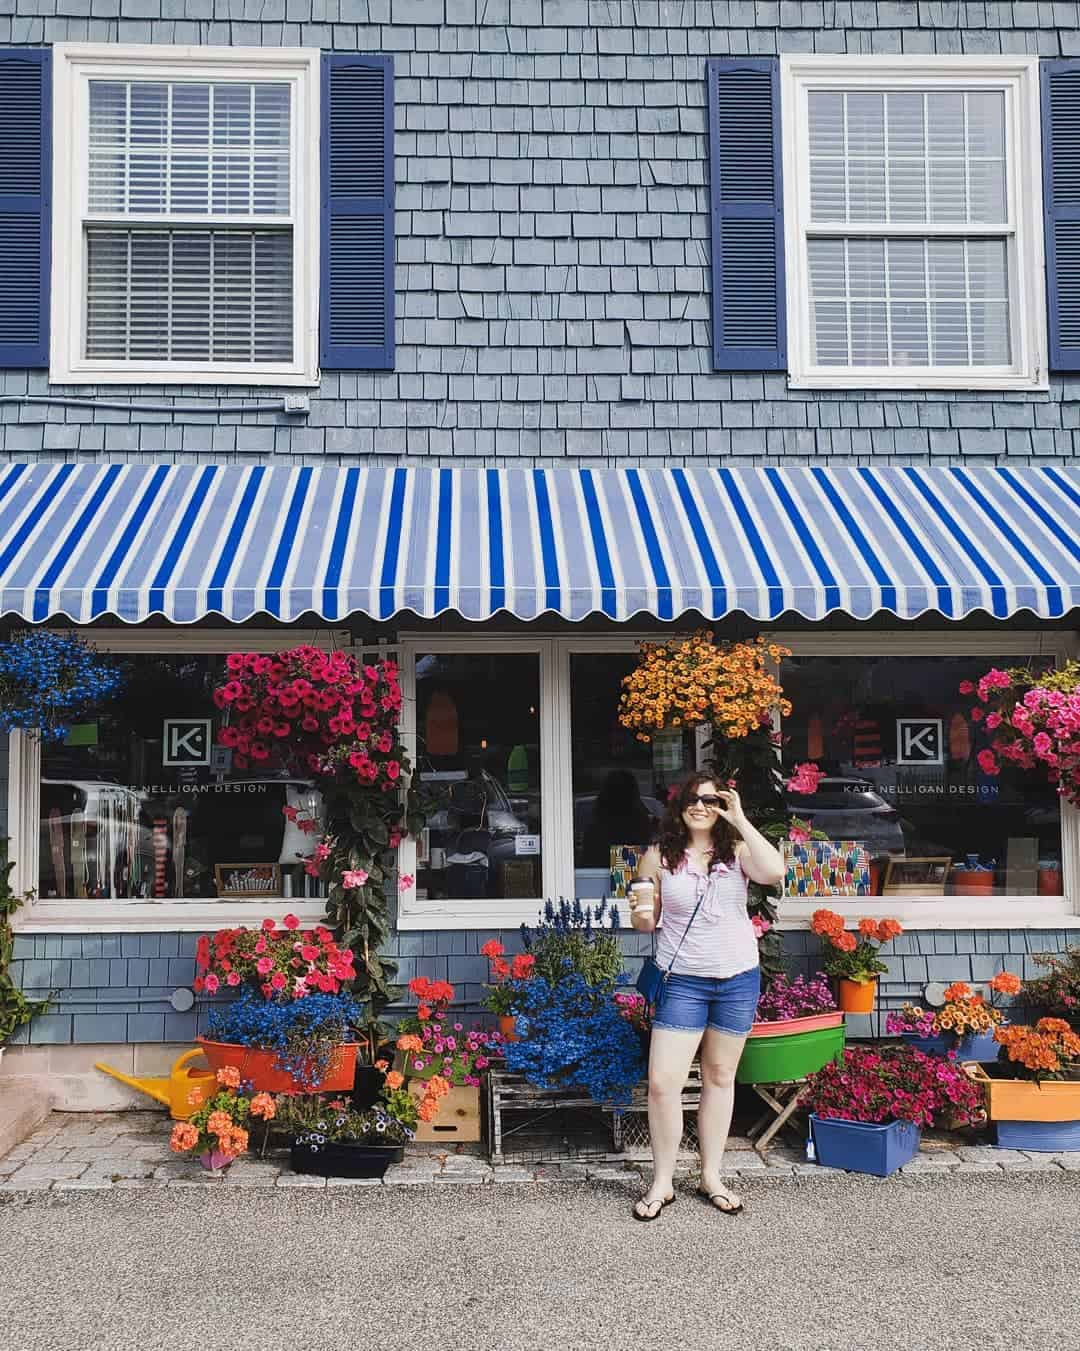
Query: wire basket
614 1111 700 1158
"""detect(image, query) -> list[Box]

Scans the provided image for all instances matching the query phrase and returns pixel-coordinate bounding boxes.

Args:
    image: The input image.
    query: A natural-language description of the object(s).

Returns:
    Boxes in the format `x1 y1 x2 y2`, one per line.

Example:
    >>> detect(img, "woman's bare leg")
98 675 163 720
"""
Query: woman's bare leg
635 1026 701 1218
697 1026 749 1208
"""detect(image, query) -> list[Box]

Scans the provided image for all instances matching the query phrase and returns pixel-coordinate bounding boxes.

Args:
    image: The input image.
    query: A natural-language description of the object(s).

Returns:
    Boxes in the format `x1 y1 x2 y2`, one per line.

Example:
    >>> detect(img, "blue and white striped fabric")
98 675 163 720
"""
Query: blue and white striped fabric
1 462 1079 624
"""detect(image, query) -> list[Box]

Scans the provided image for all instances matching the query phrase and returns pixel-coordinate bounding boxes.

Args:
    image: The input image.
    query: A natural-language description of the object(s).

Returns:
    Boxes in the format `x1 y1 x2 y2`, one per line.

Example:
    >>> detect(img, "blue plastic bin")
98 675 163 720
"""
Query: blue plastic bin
995 1119 1080 1152
901 1031 999 1061
809 1115 921 1177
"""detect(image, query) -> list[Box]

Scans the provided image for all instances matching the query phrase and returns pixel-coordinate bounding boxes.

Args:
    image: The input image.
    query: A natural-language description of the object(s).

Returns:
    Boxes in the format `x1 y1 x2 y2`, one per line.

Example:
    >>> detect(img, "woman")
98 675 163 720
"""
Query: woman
628 772 784 1221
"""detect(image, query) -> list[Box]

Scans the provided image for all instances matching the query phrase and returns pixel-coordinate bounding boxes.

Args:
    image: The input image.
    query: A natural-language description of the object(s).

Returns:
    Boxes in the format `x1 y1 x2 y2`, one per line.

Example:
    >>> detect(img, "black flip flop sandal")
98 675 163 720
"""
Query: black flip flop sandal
697 1187 744 1215
632 1192 676 1222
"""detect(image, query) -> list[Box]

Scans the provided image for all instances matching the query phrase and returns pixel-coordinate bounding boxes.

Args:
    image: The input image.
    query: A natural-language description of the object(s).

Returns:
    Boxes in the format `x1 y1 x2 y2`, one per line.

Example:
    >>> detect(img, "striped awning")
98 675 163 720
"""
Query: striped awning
2 462 1080 624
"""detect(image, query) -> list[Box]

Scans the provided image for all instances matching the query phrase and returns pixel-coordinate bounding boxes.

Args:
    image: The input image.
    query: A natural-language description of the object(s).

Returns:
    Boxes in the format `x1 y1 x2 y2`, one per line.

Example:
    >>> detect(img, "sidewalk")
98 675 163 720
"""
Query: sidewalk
2 1111 1079 1192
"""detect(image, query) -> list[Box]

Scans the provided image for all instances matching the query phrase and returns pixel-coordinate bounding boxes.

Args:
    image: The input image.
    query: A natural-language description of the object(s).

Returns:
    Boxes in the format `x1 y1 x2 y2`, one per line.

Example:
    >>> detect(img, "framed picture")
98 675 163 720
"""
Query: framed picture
499 859 536 898
609 845 645 900
882 857 951 896
783 840 872 898
214 863 282 897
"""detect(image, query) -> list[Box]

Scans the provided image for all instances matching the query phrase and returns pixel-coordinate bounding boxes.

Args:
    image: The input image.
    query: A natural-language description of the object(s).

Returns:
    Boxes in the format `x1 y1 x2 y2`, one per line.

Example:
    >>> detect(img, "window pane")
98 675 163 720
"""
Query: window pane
39 655 327 902
85 227 293 363
87 79 290 217
809 88 1006 226
570 653 686 903
415 654 542 903
807 236 1010 368
781 655 1062 899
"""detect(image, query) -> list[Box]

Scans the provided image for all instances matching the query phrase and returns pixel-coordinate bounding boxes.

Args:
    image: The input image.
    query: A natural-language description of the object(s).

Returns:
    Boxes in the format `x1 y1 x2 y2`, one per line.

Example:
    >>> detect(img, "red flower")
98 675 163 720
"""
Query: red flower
261 918 276 932
283 914 300 931
510 953 535 979
480 939 505 959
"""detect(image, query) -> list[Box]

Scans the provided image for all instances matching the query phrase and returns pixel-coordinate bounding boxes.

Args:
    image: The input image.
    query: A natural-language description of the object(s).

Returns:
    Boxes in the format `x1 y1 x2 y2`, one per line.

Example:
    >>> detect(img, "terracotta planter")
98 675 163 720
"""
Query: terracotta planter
836 979 877 1014
196 1037 358 1095
963 1062 1080 1123
498 1014 519 1043
951 869 995 896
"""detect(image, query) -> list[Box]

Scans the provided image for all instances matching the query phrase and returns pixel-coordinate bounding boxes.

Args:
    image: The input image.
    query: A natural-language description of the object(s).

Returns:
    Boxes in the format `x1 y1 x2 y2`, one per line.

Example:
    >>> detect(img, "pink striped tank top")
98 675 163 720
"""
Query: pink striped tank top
654 852 758 980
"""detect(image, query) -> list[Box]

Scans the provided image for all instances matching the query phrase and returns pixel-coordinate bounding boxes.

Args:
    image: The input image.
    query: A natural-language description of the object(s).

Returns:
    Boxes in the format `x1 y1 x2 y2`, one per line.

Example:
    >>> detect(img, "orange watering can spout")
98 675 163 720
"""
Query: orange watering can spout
95 1048 216 1120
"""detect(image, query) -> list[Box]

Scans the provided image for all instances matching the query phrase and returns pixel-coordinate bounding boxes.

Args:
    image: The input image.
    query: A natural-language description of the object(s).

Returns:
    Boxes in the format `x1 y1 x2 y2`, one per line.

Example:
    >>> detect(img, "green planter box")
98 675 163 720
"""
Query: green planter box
735 1024 846 1085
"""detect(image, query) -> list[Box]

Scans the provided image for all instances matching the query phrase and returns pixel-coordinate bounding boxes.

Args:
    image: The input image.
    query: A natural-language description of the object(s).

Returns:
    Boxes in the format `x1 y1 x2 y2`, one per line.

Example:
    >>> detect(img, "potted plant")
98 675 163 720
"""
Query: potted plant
168 1067 277 1171
480 939 536 1040
736 971 844 1085
1024 946 1080 1028
801 1044 984 1177
886 972 1021 1060
964 1017 1080 1151
199 987 365 1094
810 909 903 1013
0 842 48 1058
276 1069 447 1178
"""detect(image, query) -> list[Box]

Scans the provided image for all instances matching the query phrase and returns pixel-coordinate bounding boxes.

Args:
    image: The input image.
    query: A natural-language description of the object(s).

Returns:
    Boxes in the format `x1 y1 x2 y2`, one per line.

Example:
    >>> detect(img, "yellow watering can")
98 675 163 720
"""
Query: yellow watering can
94 1048 218 1121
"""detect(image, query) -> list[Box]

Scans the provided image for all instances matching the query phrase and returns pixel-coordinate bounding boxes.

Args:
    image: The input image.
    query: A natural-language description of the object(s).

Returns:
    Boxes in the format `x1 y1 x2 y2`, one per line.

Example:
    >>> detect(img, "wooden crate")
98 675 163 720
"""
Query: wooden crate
408 1080 481 1143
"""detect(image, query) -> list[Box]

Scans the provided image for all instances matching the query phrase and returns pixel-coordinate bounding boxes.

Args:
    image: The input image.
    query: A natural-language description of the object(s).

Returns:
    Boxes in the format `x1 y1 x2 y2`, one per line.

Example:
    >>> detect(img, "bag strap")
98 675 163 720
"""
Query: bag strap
657 870 710 982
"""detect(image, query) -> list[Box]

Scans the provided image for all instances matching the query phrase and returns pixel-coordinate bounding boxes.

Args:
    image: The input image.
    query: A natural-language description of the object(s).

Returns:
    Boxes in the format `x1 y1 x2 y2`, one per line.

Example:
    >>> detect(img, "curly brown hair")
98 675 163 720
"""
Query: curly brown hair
657 771 741 873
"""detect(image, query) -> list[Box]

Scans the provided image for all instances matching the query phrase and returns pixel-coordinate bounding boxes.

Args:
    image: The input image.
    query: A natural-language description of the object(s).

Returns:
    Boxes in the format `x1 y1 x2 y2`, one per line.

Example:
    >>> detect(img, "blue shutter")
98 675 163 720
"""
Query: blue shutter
1043 60 1080 372
0 49 50 368
707 58 785 372
321 53 394 371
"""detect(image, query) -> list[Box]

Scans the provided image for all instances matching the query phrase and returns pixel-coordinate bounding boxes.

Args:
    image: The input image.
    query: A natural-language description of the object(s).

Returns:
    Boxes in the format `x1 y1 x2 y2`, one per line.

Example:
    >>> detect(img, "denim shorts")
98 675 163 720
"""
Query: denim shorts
652 966 761 1037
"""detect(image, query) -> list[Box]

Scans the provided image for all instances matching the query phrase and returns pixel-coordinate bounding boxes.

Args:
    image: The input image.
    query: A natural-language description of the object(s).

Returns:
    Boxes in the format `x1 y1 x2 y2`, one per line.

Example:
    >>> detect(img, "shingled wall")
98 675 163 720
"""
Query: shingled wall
2 2 1080 464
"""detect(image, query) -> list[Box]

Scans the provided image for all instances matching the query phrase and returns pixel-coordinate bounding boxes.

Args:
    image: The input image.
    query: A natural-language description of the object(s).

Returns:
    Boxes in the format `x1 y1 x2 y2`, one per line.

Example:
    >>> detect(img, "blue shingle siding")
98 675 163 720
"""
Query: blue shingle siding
10 927 1071 1043
0 9 1079 461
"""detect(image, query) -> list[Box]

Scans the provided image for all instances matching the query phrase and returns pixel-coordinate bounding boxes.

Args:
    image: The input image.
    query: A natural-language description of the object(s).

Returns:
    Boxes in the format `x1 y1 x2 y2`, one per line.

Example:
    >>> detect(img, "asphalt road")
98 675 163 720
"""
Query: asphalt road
1 1172 1077 1351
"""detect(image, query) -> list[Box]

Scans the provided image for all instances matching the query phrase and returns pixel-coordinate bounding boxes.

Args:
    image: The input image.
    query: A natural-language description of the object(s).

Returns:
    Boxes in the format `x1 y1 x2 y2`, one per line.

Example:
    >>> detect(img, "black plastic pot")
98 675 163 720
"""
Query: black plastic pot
350 1065 385 1110
289 1139 404 1179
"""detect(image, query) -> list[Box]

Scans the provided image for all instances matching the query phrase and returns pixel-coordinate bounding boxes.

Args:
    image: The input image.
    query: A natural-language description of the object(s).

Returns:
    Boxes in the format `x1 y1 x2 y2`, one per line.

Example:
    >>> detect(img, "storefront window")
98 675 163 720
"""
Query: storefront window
414 652 542 902
781 655 1063 898
570 653 687 903
39 654 326 901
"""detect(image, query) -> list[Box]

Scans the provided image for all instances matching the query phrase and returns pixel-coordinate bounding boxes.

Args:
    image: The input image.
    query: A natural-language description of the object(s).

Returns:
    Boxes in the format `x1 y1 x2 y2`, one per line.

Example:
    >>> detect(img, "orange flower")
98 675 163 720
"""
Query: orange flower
215 1065 241 1089
250 1093 276 1120
417 1004 432 1021
426 1074 451 1098
943 981 973 1003
396 1033 423 1053
385 1070 404 1091
220 1127 248 1158
858 918 879 939
989 971 1022 996
169 1121 199 1153
811 908 845 939
207 1110 233 1137
833 930 857 953
875 918 903 942
374 1058 389 1071
416 1096 440 1122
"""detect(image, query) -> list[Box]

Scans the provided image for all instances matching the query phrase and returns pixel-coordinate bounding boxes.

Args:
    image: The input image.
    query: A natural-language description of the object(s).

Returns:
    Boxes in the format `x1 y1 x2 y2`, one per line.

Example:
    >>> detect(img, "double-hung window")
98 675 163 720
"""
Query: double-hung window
51 45 320 385
781 58 1046 390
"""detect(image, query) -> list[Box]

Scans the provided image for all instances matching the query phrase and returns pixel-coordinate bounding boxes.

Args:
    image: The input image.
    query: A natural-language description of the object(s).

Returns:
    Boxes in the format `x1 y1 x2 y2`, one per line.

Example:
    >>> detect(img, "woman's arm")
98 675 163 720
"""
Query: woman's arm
629 844 663 931
720 790 785 888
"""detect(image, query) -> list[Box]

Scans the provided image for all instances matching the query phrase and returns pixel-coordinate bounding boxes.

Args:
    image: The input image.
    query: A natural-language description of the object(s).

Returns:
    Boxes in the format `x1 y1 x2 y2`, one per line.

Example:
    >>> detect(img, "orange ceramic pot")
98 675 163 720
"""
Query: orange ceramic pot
951 869 995 896
196 1037 358 1095
1038 868 1063 896
498 1015 519 1043
837 979 877 1014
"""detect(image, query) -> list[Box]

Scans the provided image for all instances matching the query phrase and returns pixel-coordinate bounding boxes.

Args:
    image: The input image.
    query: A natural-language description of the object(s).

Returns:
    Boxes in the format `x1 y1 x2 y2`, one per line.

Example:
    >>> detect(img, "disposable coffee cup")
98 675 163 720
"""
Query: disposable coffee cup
628 881 655 912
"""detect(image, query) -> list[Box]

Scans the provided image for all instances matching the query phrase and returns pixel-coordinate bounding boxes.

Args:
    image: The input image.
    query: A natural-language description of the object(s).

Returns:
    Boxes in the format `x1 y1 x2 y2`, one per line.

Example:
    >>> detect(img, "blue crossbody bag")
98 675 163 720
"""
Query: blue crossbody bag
634 878 707 1012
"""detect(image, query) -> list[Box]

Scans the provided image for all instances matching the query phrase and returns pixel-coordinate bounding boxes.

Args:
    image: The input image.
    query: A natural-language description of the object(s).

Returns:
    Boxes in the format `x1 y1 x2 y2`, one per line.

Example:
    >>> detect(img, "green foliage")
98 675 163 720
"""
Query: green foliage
521 899 625 991
0 840 49 1044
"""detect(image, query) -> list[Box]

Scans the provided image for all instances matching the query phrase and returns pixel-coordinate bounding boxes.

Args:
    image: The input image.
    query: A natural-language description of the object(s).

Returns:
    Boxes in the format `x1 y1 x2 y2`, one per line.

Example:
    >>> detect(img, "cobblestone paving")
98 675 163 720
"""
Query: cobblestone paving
2 1112 1079 1192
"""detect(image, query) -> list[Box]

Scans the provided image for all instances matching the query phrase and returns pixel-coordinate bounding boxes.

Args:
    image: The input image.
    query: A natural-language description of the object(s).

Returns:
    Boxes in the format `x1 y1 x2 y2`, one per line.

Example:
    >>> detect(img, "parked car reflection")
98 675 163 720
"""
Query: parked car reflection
786 776 905 855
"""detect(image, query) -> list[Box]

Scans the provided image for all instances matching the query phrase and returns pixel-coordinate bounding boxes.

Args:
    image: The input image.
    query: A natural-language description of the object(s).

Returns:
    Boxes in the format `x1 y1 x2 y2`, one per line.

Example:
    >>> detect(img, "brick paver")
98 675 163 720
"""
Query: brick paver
0 1111 1077 1192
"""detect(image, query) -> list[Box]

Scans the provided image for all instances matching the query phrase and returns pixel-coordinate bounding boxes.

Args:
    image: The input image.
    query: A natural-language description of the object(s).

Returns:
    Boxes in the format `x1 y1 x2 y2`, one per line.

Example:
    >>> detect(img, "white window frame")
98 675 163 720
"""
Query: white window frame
781 55 1047 392
49 43 321 387
10 629 351 933
397 630 1080 932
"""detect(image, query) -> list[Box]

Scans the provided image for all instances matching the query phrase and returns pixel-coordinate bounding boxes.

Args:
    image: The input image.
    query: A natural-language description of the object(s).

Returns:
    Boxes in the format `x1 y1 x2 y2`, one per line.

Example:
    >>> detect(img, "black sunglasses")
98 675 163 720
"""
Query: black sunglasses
684 793 723 808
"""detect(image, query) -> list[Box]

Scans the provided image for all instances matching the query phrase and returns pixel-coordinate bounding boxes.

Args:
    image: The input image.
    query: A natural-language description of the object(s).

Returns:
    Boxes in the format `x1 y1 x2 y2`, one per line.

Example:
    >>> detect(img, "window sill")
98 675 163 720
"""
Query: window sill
787 372 1049 393
778 896 1079 930
13 899 328 933
48 366 320 388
